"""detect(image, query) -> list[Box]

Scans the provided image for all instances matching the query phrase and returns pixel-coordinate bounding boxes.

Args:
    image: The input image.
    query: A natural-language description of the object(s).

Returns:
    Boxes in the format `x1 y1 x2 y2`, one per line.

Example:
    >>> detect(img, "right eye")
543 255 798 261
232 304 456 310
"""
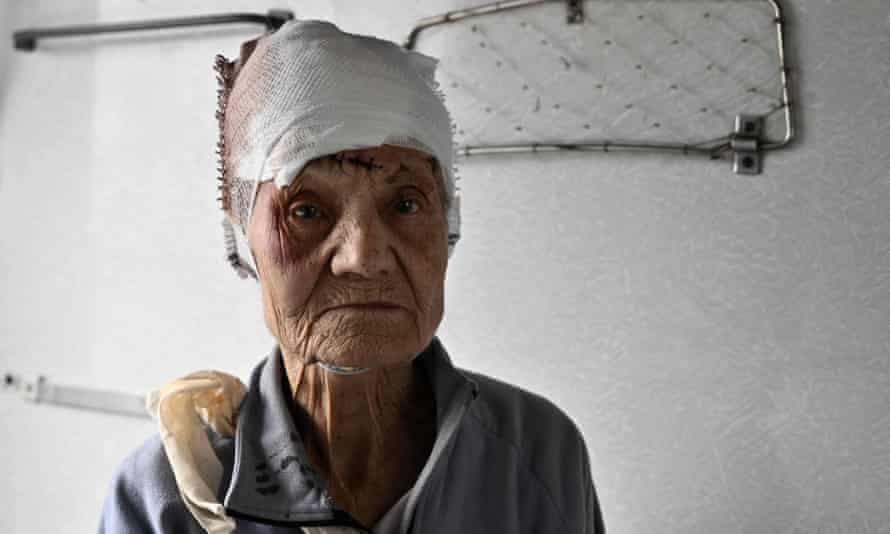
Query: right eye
290 203 321 220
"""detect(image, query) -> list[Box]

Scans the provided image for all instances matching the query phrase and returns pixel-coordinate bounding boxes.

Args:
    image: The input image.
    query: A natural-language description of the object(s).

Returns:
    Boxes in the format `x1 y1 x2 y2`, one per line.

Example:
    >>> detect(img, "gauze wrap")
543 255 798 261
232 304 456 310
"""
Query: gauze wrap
215 20 461 280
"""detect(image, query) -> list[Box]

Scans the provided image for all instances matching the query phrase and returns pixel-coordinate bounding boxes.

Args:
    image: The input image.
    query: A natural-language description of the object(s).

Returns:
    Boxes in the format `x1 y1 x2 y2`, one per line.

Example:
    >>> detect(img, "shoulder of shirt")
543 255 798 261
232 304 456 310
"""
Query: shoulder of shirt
458 368 594 524
102 431 232 533
460 368 588 456
111 429 235 494
110 433 181 506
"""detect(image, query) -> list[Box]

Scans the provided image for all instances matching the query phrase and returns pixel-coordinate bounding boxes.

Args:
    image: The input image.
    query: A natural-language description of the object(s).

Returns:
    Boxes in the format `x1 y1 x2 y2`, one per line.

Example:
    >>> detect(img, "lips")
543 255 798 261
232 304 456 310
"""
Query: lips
327 302 404 312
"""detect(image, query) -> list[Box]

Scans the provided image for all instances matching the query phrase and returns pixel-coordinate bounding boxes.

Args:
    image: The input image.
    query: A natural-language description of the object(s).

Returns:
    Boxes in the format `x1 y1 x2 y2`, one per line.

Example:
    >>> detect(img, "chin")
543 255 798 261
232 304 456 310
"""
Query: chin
313 328 426 369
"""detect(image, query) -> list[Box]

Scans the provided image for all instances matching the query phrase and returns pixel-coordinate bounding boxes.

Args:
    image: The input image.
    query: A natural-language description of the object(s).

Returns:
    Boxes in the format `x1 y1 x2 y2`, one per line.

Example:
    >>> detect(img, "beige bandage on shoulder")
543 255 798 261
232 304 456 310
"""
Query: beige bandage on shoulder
146 371 247 534
214 19 461 280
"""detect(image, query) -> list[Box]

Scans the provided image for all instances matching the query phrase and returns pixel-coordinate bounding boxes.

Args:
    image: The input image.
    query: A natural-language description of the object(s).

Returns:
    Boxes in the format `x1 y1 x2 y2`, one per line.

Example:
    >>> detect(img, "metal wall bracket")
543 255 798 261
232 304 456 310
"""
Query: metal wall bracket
731 115 764 175
567 0 585 24
3 371 151 419
3 372 41 401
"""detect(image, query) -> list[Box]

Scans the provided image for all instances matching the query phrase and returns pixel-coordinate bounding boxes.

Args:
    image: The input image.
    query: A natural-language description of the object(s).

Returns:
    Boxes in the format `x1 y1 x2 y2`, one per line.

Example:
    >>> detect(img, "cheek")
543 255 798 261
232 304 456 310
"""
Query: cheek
401 220 448 307
251 203 293 268
257 255 324 351
417 214 449 268
257 256 323 318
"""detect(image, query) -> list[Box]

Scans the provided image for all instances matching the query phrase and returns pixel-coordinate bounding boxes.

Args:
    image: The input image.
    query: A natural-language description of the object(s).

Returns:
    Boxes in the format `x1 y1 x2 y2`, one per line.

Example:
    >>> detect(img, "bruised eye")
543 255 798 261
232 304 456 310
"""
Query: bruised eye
290 203 321 220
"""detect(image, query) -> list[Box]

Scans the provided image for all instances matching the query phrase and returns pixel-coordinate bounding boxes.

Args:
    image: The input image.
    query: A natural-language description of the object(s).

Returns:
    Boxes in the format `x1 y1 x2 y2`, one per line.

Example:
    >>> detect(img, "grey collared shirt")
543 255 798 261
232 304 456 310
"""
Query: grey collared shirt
99 337 606 533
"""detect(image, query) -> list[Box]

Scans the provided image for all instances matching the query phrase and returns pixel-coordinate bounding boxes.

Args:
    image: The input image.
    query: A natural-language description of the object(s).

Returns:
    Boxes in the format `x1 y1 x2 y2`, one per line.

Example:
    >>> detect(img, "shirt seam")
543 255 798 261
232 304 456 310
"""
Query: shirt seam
465 408 574 532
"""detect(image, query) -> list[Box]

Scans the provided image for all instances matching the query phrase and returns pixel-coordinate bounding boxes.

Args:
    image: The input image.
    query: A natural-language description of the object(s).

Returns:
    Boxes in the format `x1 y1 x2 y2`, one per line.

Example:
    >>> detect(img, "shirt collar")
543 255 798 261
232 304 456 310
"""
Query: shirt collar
223 336 477 525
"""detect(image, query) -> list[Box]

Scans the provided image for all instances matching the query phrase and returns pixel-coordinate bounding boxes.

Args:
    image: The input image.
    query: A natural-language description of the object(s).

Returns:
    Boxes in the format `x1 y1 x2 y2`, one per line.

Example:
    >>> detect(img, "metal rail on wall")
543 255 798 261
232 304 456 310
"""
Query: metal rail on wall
12 9 295 51
404 0 796 174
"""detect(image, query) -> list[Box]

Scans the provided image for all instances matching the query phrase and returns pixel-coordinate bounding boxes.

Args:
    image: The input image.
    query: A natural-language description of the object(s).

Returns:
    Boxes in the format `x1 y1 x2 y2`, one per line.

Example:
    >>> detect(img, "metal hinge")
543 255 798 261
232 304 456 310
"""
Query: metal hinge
731 115 764 175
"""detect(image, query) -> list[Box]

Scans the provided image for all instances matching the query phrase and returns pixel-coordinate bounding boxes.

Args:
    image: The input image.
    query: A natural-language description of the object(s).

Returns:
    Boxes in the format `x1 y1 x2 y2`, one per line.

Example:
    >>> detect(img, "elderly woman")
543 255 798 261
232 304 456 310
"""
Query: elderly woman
100 20 604 534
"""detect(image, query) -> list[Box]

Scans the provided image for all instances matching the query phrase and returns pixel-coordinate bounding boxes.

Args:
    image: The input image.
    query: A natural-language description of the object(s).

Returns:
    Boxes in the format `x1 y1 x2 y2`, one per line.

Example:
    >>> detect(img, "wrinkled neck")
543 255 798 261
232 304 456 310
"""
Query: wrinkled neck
281 352 436 520
285 357 426 445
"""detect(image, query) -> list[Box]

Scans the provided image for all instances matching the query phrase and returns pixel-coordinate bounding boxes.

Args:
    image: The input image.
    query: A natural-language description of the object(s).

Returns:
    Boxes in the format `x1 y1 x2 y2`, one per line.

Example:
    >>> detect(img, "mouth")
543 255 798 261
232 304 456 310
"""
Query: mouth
327 302 405 312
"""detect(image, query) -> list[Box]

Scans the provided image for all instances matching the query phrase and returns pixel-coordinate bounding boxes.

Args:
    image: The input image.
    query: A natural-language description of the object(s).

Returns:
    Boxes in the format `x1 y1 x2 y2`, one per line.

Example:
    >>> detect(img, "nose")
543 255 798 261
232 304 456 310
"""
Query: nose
329 204 396 279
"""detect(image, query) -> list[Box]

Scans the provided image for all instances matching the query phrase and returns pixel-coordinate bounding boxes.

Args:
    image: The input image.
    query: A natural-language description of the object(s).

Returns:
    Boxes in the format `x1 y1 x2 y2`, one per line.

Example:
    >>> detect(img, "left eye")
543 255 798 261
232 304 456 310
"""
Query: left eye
395 198 420 215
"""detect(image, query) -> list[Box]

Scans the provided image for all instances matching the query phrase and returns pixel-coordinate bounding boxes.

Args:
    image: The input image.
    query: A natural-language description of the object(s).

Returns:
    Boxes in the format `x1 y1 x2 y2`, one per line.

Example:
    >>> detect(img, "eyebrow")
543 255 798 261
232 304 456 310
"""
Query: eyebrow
384 164 436 187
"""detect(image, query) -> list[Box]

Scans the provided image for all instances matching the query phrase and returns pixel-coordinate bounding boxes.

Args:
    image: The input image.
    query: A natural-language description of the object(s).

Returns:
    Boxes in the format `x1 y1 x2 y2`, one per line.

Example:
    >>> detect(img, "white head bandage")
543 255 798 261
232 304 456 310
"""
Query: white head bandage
215 20 460 280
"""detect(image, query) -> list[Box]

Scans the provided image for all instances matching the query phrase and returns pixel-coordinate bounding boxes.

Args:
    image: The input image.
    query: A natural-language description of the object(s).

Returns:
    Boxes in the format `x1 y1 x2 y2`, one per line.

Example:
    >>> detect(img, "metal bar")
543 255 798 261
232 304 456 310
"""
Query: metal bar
13 9 294 51
458 138 731 158
761 0 795 150
405 0 556 49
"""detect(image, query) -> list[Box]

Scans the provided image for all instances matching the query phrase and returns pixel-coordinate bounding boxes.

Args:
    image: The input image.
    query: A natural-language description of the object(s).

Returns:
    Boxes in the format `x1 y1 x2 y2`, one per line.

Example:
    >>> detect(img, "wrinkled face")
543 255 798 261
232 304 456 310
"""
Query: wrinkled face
248 145 449 369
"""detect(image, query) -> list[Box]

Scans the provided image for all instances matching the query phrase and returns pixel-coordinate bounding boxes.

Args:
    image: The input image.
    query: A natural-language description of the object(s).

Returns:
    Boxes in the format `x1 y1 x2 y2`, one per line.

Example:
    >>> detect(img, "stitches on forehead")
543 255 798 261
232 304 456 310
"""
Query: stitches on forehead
333 152 385 172
305 148 436 180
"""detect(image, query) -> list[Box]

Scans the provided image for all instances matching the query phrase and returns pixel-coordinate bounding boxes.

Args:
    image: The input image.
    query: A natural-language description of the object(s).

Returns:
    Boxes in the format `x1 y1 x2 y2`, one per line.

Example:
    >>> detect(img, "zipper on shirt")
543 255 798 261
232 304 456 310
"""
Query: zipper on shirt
225 507 375 533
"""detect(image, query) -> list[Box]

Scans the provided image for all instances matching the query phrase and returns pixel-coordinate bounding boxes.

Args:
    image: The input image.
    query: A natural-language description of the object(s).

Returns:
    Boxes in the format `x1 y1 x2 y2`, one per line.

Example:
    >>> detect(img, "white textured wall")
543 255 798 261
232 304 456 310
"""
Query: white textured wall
1 1 888 533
